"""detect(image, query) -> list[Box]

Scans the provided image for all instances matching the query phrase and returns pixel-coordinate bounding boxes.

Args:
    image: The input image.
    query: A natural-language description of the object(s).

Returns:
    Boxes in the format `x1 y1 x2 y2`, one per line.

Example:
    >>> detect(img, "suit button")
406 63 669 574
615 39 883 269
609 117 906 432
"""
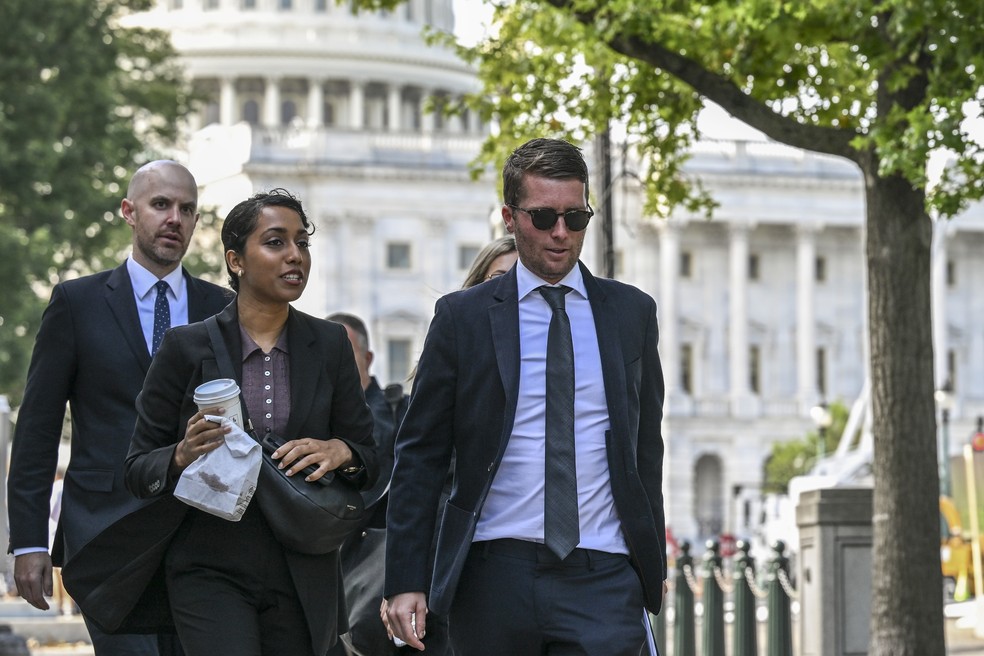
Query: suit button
487 462 494 472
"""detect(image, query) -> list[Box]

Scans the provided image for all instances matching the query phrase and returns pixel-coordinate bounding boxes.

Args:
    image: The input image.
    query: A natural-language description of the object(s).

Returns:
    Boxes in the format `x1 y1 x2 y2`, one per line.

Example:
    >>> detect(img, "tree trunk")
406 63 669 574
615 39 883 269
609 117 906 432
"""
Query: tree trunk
864 167 945 655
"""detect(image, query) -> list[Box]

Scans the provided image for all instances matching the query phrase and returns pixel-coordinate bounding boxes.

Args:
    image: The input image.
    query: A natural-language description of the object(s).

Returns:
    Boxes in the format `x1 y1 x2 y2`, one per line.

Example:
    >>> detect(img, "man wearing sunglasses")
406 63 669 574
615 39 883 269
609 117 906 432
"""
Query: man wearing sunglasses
385 138 666 655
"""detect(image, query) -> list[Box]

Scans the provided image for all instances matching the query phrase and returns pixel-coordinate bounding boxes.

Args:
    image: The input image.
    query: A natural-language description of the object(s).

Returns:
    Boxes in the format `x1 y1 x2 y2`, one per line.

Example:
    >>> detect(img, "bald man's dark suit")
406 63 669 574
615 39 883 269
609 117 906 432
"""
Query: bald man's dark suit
8 263 230 566
7 263 229 651
384 262 667 622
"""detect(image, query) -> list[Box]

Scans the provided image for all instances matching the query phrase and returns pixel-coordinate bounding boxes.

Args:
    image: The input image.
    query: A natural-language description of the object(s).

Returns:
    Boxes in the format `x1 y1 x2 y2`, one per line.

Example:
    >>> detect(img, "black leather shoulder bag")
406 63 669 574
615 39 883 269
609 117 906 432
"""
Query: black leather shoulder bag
204 315 365 555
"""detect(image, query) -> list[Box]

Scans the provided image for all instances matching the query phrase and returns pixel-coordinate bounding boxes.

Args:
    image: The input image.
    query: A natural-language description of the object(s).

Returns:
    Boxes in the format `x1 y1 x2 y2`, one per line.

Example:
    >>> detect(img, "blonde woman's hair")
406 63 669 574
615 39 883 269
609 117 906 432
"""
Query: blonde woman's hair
461 236 517 289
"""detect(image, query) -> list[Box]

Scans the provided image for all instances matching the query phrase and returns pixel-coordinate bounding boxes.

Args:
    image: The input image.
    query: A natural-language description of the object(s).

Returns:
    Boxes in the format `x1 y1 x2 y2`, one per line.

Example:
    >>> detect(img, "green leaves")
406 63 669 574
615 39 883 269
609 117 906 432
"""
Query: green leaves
0 0 192 402
405 0 984 219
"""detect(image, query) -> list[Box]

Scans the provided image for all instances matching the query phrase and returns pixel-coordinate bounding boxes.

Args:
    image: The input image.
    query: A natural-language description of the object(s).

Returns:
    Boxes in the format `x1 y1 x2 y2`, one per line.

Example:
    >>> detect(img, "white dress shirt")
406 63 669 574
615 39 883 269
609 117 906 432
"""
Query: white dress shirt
14 259 191 556
127 257 189 354
474 259 628 555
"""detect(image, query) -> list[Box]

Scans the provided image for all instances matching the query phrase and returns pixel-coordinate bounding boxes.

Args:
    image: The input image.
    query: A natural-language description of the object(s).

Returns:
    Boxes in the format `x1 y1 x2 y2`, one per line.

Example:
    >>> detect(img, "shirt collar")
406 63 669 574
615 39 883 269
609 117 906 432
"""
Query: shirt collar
239 323 289 361
515 258 587 301
126 257 185 301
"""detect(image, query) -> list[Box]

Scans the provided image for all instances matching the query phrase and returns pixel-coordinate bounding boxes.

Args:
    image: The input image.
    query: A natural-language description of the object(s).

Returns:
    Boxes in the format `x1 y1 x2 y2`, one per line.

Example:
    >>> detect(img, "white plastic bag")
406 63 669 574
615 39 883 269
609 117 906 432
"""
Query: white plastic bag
174 415 261 521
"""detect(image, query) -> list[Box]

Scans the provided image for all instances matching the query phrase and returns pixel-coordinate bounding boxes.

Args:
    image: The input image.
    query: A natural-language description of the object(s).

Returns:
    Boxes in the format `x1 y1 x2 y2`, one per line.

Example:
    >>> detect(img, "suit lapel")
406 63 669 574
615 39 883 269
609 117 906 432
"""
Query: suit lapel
185 269 229 321
185 271 210 322
489 269 521 420
581 264 631 443
285 309 319 439
104 263 152 374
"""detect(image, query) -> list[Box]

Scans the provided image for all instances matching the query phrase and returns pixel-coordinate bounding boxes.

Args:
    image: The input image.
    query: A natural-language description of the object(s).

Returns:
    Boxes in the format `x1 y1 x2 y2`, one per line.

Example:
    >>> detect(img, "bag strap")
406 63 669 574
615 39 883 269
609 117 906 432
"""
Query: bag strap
204 315 254 431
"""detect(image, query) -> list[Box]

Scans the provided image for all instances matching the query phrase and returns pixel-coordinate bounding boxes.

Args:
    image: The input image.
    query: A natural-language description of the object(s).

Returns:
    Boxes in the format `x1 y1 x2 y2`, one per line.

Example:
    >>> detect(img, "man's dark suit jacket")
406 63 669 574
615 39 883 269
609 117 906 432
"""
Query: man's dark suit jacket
7 262 230 565
121 301 377 654
384 262 667 617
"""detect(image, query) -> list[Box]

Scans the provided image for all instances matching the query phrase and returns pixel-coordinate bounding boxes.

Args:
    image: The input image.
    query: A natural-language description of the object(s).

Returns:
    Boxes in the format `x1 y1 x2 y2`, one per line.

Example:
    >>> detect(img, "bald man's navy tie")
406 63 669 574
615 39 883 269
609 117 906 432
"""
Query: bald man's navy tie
540 285 579 559
151 280 170 356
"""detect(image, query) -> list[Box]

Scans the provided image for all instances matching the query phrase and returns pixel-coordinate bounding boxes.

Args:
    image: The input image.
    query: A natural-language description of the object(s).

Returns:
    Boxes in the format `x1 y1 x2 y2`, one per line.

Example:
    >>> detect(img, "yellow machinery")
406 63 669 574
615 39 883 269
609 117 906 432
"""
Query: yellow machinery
941 495 975 601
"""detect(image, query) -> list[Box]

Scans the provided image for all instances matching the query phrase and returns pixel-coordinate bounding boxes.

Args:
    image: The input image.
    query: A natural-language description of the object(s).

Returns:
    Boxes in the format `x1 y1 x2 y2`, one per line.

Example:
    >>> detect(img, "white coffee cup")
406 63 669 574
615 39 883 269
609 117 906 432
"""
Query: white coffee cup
193 378 243 428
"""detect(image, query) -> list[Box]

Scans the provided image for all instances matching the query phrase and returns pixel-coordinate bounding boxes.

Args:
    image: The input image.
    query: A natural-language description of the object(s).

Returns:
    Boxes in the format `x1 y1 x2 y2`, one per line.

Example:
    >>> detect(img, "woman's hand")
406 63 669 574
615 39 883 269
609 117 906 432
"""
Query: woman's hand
271 437 354 482
172 409 230 472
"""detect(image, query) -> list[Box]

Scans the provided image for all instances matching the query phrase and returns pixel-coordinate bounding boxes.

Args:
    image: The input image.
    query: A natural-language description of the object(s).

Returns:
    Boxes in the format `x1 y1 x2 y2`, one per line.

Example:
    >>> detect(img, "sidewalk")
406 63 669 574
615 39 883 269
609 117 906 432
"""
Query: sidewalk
0 597 91 655
0 595 982 655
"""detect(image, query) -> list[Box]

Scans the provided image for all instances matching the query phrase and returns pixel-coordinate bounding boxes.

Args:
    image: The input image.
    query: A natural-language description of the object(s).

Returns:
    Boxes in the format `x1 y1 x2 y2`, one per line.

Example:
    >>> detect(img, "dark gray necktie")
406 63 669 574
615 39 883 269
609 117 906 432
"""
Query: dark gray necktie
151 280 170 356
540 285 579 559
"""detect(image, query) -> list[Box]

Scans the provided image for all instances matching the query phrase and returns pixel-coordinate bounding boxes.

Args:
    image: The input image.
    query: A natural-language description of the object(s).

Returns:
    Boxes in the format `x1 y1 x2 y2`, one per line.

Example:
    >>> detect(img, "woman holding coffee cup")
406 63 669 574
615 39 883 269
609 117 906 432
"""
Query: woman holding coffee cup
124 189 376 656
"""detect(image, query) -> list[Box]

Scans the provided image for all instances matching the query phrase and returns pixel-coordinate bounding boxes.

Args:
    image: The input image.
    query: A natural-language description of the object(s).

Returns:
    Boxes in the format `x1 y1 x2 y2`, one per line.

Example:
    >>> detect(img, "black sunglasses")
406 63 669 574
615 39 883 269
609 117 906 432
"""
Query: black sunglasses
507 204 594 232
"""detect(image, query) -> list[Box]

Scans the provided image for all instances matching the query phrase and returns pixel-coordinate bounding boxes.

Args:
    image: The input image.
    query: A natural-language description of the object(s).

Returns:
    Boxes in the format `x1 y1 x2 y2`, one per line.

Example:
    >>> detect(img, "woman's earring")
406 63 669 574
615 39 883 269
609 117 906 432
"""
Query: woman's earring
238 270 244 278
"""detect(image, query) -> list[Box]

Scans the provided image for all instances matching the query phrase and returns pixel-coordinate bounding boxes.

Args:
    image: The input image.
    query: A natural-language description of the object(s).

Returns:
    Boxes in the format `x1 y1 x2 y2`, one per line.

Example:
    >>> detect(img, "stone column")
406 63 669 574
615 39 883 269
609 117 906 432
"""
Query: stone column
659 220 681 408
796 487 873 656
796 223 819 413
387 85 402 132
349 81 365 130
349 215 375 320
420 89 435 133
307 78 324 128
447 105 463 133
467 106 481 135
295 211 334 319
729 222 752 415
426 217 447 292
263 76 281 128
220 77 236 126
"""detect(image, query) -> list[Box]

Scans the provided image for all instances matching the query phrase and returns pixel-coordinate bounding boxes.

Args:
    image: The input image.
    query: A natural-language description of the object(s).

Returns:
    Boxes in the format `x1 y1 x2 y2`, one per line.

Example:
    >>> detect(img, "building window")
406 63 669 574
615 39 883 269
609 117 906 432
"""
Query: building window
278 0 292 9
242 100 260 125
388 339 412 384
458 245 480 270
680 251 692 278
314 0 327 10
815 256 826 283
169 0 183 9
948 350 957 392
749 345 761 394
947 260 956 287
614 250 624 278
681 343 693 394
816 347 827 397
748 254 760 281
203 0 219 9
204 101 220 126
241 0 255 8
386 242 412 270
281 100 297 126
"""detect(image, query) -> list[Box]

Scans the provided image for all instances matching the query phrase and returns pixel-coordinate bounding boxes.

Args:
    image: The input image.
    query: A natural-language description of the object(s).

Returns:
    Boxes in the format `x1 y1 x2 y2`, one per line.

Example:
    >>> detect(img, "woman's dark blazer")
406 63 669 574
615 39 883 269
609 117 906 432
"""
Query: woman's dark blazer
123 301 377 654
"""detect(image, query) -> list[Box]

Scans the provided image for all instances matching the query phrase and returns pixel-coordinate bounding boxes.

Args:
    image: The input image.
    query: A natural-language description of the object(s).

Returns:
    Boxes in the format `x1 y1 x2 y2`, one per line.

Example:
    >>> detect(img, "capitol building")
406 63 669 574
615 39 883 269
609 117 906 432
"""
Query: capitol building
130 0 984 548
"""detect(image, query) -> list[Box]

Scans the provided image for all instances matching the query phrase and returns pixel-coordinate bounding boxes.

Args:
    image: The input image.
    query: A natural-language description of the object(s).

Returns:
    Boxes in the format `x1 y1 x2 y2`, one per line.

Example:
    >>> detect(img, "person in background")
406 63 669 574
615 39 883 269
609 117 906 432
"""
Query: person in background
124 189 376 656
459 235 518 289
326 312 405 519
7 160 230 655
385 138 667 655
325 312 418 656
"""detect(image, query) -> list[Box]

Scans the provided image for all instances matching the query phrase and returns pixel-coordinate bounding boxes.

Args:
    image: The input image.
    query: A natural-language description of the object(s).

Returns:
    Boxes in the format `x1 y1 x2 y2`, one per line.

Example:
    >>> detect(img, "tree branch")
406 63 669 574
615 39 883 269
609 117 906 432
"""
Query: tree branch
545 0 859 160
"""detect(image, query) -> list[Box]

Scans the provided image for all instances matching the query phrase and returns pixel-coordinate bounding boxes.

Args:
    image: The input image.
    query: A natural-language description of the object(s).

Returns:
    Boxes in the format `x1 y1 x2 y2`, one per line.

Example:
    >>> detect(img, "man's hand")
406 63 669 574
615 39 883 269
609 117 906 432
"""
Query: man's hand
385 591 428 651
14 552 53 610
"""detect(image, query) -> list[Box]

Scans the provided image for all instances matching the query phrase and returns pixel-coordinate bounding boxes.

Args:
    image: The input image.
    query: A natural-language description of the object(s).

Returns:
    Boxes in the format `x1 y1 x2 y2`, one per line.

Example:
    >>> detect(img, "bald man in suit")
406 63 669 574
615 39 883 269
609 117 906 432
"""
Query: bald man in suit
8 160 230 655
